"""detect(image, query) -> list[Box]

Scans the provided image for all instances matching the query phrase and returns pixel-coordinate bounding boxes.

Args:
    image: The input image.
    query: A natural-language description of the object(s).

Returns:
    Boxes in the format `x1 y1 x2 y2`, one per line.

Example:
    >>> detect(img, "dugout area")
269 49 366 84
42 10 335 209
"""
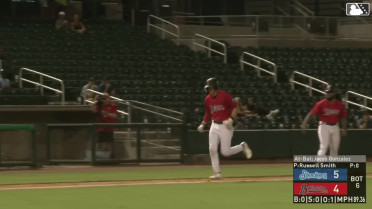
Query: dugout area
0 124 37 167
1 113 372 167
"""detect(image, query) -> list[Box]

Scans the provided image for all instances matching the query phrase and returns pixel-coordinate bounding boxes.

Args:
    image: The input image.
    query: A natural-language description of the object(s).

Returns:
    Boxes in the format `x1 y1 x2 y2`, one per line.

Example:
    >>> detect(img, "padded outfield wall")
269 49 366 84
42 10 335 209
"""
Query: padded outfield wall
185 129 372 158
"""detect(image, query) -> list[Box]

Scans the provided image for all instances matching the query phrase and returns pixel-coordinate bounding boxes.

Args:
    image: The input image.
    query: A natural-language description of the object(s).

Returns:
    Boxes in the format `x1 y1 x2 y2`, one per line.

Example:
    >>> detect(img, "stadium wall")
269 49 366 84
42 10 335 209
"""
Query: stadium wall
0 106 93 163
178 38 372 49
185 130 372 158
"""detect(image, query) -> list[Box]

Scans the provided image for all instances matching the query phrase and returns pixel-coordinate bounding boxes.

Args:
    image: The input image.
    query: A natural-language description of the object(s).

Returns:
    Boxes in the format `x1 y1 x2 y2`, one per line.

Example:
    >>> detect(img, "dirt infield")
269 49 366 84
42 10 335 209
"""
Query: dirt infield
0 176 293 191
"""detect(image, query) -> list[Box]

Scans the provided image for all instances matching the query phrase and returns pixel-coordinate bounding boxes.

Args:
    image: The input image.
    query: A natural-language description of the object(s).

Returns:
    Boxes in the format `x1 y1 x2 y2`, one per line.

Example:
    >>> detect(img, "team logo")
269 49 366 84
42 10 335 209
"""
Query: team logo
346 3 370 16
299 170 327 180
210 105 225 113
324 108 340 116
299 184 328 195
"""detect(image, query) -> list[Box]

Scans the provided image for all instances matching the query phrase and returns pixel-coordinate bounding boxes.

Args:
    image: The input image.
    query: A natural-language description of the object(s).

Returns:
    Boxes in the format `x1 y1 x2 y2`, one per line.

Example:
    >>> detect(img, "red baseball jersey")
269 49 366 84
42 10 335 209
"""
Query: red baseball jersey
203 90 236 122
97 102 118 132
310 99 347 123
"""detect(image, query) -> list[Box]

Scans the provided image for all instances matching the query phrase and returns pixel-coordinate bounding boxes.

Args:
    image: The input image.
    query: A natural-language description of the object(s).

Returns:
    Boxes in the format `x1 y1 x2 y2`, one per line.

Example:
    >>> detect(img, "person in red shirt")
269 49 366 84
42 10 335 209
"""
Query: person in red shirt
301 85 347 156
197 78 252 179
91 93 118 158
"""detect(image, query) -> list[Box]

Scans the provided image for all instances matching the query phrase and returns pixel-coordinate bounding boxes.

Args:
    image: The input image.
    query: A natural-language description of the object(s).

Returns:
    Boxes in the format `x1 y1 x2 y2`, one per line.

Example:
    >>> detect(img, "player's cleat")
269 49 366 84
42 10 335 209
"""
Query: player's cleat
209 173 222 180
241 142 253 159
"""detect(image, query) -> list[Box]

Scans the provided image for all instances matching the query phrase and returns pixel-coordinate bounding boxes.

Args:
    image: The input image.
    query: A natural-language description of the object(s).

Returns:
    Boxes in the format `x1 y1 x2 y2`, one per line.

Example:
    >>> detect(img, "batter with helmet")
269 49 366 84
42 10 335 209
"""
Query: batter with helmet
197 78 252 179
301 85 348 156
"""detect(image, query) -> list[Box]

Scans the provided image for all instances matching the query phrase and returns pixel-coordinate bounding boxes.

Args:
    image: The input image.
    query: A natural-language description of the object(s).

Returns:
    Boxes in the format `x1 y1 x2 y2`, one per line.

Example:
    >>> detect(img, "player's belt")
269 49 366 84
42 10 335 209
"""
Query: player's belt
319 122 338 126
213 121 223 124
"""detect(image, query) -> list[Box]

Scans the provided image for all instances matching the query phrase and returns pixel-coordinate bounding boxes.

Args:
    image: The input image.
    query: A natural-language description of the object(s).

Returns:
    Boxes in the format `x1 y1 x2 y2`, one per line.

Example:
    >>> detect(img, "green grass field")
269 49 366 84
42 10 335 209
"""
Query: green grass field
0 163 370 209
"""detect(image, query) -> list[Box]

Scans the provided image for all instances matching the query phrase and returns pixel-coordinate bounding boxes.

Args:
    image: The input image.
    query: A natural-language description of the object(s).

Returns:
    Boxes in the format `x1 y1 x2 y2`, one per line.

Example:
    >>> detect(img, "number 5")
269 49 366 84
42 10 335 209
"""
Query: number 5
334 170 339 178
334 185 339 193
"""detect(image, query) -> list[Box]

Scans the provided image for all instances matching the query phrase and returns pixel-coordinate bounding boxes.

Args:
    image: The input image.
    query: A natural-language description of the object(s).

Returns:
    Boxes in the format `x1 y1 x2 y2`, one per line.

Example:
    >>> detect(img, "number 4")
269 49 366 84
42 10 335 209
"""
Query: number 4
334 170 339 178
334 185 339 193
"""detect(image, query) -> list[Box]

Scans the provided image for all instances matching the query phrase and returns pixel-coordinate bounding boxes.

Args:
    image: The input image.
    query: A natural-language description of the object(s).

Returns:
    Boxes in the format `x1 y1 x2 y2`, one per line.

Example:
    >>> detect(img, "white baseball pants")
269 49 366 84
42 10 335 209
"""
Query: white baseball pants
317 124 340 156
209 122 243 174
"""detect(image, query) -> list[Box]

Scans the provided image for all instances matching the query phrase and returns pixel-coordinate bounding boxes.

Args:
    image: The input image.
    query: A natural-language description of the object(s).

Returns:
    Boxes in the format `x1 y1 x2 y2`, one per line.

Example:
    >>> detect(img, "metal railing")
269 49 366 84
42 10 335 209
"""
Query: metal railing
291 0 314 16
85 89 129 118
84 99 129 116
161 14 372 40
193 34 227 63
85 89 183 123
147 15 180 45
274 5 290 16
240 52 277 83
19 67 65 104
127 100 183 122
290 71 329 96
345 91 372 111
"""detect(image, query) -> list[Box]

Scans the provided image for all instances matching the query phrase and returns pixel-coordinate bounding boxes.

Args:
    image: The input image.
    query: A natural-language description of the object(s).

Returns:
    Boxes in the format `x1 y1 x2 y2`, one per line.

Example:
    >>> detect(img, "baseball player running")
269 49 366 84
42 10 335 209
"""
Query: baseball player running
301 85 347 156
197 78 252 179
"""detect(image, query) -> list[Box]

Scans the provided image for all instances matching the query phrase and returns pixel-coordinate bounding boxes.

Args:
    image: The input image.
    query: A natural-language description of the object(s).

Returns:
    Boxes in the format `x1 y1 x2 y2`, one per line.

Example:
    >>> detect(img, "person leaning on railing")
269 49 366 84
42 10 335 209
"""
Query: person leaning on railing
91 93 118 159
358 110 372 129
98 77 116 96
70 14 86 34
233 97 250 129
81 77 97 102
246 97 279 121
55 11 69 31
0 71 10 92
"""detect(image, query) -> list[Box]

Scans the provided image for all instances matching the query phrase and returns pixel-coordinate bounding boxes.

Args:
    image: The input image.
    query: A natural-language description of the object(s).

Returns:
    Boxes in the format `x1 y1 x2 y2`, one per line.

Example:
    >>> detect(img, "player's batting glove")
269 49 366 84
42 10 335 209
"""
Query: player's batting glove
197 124 205 132
223 117 234 129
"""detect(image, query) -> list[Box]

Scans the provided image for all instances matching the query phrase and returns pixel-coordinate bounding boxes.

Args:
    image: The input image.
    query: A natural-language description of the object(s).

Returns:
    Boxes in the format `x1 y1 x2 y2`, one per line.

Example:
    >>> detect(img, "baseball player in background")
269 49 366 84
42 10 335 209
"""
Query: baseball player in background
197 78 252 179
301 85 347 156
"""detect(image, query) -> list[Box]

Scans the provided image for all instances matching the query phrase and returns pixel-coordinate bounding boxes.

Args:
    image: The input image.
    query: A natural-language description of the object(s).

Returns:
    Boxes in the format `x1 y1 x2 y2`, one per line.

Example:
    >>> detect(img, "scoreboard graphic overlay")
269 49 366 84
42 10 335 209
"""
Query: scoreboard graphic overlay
293 155 366 203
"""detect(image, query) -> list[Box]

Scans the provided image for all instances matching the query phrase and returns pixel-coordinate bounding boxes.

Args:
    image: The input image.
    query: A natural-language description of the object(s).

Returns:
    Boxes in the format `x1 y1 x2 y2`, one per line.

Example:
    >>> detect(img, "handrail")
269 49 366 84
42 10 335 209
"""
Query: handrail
291 5 309 17
240 52 277 83
127 104 183 122
147 15 180 45
274 6 290 16
86 89 126 103
85 89 182 115
128 100 183 115
84 99 129 116
85 89 183 122
193 33 227 64
345 91 372 111
291 0 314 16
290 71 329 96
19 67 65 104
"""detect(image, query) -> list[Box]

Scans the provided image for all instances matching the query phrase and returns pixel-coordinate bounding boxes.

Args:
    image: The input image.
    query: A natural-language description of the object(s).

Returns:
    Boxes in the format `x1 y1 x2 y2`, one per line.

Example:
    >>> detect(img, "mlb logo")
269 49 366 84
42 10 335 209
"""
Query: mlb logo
346 3 370 16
